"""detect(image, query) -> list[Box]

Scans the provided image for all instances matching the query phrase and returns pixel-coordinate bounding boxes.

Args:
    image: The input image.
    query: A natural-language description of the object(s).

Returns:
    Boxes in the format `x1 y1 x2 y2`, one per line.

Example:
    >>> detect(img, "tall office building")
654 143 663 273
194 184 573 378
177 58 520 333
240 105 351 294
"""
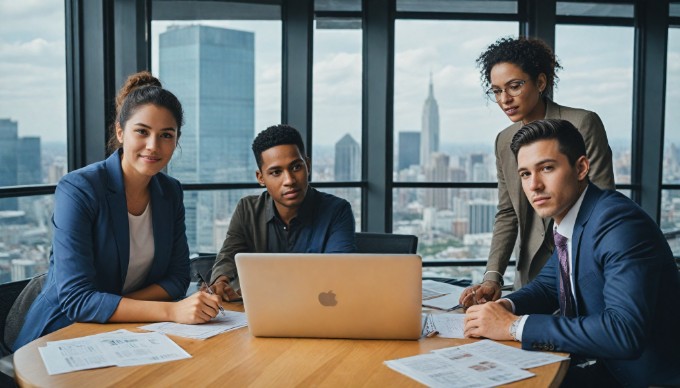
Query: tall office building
160 25 255 252
468 200 497 234
419 74 440 168
0 119 19 210
424 152 450 210
398 131 420 171
18 137 42 185
334 133 360 181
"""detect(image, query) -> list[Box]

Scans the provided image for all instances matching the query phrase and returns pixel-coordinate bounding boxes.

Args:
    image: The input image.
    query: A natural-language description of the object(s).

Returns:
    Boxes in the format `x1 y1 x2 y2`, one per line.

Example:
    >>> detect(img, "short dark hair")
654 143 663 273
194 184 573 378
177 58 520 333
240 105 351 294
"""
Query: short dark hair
252 124 306 169
510 119 586 166
476 36 562 97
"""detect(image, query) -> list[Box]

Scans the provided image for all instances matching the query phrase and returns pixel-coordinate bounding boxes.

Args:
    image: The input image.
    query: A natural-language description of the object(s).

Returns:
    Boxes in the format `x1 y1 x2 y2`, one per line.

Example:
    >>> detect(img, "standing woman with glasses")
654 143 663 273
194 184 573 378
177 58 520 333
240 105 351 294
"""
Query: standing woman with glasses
459 36 615 308
13 71 223 351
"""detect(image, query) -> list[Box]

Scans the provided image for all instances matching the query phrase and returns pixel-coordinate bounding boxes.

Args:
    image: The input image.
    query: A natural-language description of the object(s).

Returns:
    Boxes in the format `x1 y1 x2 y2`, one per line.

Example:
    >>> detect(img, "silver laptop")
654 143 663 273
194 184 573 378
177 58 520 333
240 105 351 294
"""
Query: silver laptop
235 253 422 340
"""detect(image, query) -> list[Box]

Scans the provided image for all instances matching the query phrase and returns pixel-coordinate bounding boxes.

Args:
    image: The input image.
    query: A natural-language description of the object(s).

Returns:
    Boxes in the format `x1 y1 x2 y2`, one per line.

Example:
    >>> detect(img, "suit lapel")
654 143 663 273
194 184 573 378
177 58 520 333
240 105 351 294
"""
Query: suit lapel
104 151 130 290
570 183 602 315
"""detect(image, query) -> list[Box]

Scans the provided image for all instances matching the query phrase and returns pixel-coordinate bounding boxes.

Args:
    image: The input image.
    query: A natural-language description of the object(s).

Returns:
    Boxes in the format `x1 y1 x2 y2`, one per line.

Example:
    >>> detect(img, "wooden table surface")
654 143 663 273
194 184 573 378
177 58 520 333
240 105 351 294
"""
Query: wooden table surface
14 304 569 387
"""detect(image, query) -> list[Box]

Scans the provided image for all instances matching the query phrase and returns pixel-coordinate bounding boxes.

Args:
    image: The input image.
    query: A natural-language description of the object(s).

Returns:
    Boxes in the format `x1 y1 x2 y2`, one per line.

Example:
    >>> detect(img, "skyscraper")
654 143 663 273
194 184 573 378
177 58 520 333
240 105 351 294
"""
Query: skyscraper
160 25 255 251
0 119 19 210
334 133 360 181
398 131 420 171
468 200 496 234
18 137 42 185
420 74 440 167
425 152 450 210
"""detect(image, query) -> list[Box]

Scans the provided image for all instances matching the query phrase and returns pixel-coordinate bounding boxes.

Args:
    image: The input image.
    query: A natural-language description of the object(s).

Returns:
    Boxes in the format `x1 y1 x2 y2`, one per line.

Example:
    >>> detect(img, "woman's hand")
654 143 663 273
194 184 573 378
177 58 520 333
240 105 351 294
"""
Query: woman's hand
168 291 223 324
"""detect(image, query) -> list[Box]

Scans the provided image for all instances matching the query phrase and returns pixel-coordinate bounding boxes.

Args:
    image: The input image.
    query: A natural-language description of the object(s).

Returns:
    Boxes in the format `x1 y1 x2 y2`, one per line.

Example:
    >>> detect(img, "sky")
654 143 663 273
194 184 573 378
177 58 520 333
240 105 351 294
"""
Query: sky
1 1 679 150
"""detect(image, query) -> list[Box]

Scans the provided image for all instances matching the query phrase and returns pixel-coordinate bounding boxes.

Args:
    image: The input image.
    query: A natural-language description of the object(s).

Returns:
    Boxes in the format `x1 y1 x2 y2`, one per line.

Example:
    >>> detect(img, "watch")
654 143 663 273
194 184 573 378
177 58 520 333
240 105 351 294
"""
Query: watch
509 317 521 342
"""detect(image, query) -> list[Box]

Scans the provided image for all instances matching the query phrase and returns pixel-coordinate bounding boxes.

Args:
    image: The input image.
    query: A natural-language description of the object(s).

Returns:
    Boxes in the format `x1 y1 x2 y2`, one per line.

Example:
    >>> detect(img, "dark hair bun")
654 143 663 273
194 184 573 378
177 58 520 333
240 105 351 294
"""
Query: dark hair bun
115 71 162 113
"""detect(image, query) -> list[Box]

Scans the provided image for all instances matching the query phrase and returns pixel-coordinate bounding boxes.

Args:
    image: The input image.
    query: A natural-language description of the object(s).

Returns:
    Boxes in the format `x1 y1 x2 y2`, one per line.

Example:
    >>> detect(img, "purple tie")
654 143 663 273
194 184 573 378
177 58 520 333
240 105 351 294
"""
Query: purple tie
553 231 574 317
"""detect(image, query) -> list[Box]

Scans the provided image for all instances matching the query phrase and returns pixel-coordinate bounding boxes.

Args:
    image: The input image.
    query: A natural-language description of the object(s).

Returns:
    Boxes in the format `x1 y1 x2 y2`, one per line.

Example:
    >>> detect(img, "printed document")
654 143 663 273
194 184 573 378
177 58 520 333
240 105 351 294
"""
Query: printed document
139 310 248 340
385 339 567 387
39 329 191 375
424 313 466 338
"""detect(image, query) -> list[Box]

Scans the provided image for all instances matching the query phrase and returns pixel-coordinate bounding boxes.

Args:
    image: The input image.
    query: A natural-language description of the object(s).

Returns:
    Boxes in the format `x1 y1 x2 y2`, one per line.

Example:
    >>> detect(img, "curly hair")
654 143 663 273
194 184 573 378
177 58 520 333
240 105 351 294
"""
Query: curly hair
107 71 184 155
476 36 562 96
252 124 306 169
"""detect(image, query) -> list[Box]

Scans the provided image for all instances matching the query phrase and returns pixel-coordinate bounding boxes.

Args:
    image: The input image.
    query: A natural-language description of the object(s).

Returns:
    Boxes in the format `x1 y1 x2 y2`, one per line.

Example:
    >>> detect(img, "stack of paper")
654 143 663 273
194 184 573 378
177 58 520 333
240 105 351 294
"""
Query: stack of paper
423 313 466 338
139 310 247 340
38 329 191 375
422 280 466 311
385 339 568 387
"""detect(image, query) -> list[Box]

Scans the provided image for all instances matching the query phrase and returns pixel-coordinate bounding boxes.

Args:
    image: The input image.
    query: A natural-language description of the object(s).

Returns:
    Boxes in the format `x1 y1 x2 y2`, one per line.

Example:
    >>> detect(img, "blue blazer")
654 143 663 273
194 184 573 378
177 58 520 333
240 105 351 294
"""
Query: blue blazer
509 184 680 387
13 151 190 350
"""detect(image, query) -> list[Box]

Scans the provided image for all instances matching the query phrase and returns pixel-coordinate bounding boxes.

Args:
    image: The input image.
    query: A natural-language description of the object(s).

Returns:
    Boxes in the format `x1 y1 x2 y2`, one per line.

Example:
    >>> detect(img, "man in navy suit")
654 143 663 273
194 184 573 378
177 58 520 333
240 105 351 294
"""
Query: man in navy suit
463 119 680 387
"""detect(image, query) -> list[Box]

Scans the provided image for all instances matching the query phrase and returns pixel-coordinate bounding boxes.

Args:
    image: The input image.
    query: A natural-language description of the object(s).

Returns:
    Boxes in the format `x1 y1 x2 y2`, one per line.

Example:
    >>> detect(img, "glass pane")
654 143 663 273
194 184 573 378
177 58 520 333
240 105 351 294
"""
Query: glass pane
316 187 361 231
312 19 362 182
397 0 517 14
315 0 361 12
0 1 67 189
661 190 680 257
394 188 513 283
394 20 517 182
556 2 634 18
672 3 680 18
555 25 634 184
152 10 282 252
0 194 54 282
664 28 680 184
151 20 282 185
182 189 262 254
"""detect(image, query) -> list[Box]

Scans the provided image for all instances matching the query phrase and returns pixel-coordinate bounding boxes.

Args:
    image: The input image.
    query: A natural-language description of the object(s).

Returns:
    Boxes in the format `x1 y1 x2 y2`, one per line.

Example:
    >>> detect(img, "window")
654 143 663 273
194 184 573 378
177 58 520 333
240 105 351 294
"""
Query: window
312 9 363 229
152 1 282 253
393 20 517 279
555 24 634 185
661 27 680 254
0 1 66 282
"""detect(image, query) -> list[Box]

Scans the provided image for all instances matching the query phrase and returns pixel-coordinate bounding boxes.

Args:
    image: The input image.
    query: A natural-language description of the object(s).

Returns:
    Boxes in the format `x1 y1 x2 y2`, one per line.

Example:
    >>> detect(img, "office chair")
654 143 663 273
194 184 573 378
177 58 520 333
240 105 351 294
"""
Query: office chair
0 273 45 386
354 232 418 254
190 253 217 285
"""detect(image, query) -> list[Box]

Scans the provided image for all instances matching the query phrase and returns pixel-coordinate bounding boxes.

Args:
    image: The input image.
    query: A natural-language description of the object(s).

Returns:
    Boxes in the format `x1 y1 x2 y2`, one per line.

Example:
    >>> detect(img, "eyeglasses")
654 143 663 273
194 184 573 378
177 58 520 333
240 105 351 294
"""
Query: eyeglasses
485 80 527 102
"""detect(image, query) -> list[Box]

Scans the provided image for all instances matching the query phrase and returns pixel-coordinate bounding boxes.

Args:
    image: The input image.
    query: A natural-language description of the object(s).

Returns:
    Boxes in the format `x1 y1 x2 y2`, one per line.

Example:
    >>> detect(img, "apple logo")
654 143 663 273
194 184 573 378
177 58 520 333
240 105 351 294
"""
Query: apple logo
318 290 337 307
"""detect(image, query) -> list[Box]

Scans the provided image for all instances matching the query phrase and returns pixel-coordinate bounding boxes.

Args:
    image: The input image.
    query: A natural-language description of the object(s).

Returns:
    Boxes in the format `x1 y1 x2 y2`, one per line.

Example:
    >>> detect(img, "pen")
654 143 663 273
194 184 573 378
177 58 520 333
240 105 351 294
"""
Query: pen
195 272 225 314
426 330 439 338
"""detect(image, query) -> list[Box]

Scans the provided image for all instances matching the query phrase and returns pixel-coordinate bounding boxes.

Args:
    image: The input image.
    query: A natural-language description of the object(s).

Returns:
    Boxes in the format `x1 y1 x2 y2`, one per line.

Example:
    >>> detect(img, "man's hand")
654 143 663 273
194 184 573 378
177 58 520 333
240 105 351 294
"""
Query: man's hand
202 275 241 302
464 300 516 340
459 280 502 309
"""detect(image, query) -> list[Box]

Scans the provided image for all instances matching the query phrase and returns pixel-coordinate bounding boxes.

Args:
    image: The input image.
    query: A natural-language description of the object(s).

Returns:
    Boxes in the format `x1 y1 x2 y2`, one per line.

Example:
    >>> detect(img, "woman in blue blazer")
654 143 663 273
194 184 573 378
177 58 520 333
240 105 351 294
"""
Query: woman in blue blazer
13 72 222 350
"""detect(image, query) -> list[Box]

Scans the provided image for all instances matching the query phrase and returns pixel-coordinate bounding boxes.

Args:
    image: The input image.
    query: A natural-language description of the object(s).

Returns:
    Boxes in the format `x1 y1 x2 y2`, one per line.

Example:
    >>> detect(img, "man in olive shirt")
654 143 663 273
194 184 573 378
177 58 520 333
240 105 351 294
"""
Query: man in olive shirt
209 124 356 301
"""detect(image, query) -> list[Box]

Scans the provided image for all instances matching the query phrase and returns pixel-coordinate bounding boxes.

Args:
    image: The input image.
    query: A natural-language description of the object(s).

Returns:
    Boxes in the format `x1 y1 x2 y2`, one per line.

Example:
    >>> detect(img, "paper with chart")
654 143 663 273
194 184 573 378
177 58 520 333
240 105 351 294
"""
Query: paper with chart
425 313 466 338
139 310 248 339
433 339 568 369
39 329 191 375
385 340 567 387
385 351 534 388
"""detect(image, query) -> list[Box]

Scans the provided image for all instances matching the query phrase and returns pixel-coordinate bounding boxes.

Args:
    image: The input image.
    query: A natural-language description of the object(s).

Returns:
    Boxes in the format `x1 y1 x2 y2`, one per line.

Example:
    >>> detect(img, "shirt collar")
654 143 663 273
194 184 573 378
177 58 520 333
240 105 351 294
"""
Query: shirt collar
554 185 589 240
265 186 316 224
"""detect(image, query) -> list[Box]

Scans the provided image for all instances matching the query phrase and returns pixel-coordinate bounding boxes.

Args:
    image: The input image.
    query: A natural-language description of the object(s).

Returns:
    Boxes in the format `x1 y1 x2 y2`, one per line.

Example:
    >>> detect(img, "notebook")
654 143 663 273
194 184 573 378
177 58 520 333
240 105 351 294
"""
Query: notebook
235 253 423 340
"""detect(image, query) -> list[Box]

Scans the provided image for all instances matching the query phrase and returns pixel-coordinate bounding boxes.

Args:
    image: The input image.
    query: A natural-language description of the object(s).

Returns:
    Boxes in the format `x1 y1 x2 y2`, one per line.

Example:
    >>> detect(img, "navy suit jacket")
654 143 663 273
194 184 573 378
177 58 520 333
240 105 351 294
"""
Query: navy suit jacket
508 184 680 387
13 151 190 350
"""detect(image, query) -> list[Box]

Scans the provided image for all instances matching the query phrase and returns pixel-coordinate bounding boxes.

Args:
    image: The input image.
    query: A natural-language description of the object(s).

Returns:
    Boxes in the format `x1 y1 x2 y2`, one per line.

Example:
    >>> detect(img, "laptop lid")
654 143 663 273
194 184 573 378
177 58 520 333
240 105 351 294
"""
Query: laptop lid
235 253 422 340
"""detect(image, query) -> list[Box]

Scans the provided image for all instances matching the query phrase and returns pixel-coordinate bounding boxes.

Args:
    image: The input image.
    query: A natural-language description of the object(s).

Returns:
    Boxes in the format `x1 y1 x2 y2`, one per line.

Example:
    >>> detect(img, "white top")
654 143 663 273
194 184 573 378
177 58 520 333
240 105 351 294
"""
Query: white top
122 202 155 295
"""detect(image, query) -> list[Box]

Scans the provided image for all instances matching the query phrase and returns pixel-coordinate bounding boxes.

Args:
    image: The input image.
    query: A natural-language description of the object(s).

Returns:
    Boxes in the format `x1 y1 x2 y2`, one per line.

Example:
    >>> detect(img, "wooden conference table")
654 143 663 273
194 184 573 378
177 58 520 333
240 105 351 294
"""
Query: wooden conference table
14 304 569 387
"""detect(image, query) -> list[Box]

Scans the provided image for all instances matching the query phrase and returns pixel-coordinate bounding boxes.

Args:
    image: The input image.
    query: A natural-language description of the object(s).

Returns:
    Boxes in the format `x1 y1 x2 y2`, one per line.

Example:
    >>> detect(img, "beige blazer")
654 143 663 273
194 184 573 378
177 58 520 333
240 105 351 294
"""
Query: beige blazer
486 98 615 289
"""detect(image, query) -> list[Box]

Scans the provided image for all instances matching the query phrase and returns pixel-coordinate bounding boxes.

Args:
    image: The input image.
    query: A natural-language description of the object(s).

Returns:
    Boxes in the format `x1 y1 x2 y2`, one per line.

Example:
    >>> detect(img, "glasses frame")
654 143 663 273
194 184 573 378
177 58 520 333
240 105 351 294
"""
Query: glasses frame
486 80 527 102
